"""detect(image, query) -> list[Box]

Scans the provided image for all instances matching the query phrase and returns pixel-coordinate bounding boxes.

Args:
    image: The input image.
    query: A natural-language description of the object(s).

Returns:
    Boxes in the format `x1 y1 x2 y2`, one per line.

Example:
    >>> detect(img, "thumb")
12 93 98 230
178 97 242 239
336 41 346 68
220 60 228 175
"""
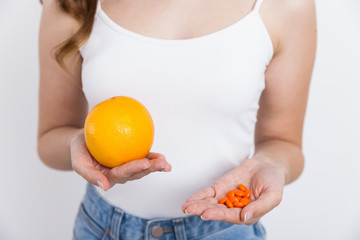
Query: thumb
73 163 110 191
240 188 283 224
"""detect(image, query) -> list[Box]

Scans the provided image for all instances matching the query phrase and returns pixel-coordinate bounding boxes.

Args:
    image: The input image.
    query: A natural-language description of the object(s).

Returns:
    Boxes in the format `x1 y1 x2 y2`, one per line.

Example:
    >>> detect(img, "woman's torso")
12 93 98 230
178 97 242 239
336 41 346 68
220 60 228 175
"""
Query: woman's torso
80 0 274 218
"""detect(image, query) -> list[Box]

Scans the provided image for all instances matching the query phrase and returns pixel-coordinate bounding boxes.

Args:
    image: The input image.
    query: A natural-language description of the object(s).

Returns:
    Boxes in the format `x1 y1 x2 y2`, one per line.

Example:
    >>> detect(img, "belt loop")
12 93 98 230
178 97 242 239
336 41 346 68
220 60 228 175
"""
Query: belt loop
173 219 187 240
144 220 151 240
109 208 124 240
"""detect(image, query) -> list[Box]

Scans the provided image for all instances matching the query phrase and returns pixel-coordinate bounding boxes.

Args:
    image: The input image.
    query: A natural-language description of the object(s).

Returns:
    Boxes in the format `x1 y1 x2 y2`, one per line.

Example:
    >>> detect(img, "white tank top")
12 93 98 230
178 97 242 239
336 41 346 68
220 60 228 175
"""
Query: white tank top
80 0 273 218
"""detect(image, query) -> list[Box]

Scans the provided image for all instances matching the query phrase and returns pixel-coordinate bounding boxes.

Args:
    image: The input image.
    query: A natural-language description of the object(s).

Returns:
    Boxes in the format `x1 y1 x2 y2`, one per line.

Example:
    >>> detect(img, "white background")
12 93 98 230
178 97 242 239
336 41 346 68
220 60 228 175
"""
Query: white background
1 0 359 239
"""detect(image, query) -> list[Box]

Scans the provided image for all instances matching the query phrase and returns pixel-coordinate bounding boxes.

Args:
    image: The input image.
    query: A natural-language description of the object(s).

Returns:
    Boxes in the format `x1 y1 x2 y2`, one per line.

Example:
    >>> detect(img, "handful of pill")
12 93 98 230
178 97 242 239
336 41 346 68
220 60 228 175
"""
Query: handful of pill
218 184 251 208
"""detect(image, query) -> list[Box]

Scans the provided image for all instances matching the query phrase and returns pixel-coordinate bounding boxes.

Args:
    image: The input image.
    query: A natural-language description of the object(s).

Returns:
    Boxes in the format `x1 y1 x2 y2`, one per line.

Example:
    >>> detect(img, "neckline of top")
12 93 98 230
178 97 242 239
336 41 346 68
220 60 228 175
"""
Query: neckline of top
96 1 259 46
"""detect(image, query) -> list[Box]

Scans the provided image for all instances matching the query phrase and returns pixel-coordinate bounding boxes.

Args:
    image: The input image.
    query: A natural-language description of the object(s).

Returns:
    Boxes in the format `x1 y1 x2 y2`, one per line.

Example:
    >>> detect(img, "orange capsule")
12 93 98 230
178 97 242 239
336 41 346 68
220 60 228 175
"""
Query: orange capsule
233 201 245 208
244 189 251 199
239 198 251 206
229 196 240 203
226 190 235 198
238 184 247 192
225 200 234 208
218 197 228 204
234 190 245 197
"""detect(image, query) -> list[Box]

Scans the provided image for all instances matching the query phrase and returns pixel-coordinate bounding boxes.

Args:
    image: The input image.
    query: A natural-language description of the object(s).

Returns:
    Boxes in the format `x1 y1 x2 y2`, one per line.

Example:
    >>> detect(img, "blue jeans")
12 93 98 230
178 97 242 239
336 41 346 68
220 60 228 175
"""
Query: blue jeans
73 183 266 240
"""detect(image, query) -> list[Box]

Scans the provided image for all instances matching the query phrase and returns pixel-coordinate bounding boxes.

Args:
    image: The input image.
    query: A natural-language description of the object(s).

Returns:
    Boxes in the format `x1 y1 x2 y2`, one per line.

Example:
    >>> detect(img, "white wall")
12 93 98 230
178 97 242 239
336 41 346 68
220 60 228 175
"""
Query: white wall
0 1 85 239
1 0 359 239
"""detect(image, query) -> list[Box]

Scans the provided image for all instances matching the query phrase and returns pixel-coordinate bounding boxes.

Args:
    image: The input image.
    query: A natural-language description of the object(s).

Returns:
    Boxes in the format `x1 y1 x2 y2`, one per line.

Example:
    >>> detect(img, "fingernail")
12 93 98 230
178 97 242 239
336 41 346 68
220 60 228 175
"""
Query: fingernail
184 209 191 215
244 211 253 223
200 215 207 221
143 161 151 169
96 180 104 190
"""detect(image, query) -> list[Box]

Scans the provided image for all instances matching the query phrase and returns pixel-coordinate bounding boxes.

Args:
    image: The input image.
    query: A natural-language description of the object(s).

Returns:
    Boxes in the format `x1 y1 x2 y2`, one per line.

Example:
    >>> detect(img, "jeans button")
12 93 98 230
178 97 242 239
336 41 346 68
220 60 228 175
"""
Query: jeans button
151 226 164 238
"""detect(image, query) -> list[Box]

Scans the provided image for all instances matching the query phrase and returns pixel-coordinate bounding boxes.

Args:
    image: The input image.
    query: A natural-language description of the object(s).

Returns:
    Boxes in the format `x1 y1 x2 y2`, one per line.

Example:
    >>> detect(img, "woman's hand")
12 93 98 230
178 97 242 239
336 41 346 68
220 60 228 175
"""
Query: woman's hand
181 158 286 225
70 130 171 191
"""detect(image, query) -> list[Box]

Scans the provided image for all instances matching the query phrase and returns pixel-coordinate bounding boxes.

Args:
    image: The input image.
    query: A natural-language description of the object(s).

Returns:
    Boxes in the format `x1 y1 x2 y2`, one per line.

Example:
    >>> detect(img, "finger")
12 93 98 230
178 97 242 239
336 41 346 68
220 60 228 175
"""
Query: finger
126 158 172 181
146 152 166 160
147 157 172 172
210 181 234 199
145 152 171 171
185 187 216 203
71 141 111 191
108 157 171 184
72 157 110 191
108 158 152 182
182 198 220 216
240 188 283 224
242 216 262 226
201 206 243 224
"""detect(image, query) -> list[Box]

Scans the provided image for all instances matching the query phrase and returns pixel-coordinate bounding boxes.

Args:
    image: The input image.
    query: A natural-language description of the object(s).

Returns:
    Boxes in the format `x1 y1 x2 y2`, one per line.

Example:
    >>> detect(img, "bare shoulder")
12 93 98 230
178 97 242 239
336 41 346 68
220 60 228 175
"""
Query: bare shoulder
260 0 317 53
39 0 83 78
274 0 316 28
40 0 81 39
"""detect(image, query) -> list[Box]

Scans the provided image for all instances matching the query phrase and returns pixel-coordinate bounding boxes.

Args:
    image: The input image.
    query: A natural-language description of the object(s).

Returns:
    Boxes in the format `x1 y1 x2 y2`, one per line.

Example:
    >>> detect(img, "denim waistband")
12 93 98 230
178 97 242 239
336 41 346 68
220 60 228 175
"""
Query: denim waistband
79 183 263 240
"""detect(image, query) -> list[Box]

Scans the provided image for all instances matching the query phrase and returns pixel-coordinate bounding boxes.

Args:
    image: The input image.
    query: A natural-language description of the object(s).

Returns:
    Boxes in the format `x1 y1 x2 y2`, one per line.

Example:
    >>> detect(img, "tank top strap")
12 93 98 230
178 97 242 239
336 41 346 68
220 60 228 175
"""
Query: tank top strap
96 0 102 13
253 0 264 12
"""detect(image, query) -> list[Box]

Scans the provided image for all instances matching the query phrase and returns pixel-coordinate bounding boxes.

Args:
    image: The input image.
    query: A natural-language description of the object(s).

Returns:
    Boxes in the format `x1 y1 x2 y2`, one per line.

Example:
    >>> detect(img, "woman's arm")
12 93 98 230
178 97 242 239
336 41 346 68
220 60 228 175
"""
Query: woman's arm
37 0 86 170
182 0 317 224
37 0 171 190
253 0 317 184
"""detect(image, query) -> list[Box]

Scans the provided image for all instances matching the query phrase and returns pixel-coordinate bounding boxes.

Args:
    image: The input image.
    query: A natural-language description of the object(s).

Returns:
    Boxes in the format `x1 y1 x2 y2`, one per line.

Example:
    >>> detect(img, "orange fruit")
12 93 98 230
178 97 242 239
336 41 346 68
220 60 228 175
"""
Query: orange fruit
84 96 154 168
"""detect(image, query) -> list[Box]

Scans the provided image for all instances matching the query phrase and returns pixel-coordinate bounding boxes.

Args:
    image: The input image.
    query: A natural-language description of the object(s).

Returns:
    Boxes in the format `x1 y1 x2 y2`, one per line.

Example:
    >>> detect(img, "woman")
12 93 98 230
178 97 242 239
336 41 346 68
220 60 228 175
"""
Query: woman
37 0 316 239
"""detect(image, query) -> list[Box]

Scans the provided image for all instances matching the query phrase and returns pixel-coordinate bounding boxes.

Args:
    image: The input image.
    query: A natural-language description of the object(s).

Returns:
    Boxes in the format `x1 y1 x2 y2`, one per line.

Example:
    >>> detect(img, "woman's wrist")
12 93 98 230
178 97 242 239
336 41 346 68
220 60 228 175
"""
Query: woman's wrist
249 156 288 181
251 139 304 184
69 128 84 148
240 157 287 187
